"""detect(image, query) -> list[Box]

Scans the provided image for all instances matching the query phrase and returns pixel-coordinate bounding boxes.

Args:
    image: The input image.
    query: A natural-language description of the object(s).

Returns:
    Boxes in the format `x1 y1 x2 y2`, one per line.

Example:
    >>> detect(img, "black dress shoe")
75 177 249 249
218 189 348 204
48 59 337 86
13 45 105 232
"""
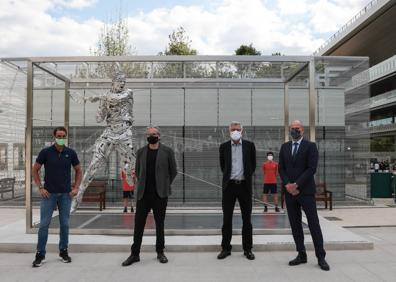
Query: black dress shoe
318 258 330 271
244 250 255 260
157 252 168 264
217 249 231 259
288 252 307 266
122 254 140 266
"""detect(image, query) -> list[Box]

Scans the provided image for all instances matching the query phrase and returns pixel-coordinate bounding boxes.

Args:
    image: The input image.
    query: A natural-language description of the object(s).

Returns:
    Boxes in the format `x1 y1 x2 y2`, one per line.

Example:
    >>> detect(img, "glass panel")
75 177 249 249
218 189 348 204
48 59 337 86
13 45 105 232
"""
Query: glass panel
288 88 309 125
151 89 183 126
252 88 284 126
32 74 65 209
219 89 251 126
0 62 26 205
185 89 218 126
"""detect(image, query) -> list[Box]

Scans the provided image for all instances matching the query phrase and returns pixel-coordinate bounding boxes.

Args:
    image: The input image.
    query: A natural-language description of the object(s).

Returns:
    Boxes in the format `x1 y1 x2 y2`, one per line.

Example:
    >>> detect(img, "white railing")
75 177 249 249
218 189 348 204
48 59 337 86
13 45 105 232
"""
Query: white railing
314 0 381 55
345 88 396 115
348 55 396 90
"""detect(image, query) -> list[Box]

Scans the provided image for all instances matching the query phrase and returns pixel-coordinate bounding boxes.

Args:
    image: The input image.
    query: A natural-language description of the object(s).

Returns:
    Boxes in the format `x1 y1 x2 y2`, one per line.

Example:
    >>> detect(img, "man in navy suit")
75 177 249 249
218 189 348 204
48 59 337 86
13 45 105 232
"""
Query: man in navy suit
217 121 256 260
278 120 330 271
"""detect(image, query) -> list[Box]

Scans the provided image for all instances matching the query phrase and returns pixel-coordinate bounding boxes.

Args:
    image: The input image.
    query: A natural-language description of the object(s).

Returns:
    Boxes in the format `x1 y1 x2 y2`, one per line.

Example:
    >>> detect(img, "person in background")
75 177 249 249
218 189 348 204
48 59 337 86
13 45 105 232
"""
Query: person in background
262 151 280 212
121 169 136 213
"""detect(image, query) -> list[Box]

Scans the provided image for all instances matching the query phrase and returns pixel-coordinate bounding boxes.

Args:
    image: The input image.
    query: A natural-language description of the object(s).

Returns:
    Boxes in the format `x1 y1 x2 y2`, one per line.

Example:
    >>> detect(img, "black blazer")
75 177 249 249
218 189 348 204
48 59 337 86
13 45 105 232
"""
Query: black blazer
219 139 256 192
135 143 178 200
278 138 318 195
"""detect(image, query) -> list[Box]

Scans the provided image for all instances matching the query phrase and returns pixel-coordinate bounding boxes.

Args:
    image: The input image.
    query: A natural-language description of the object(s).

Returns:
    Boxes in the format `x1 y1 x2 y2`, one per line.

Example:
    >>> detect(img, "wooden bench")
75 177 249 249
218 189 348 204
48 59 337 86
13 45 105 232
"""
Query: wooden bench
82 180 106 211
280 182 333 210
0 177 15 199
315 183 333 210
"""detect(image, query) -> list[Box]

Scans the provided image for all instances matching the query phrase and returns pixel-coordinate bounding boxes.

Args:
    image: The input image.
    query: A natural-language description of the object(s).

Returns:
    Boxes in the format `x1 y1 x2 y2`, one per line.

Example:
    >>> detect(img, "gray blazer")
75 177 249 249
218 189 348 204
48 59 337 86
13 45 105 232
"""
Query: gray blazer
135 143 178 200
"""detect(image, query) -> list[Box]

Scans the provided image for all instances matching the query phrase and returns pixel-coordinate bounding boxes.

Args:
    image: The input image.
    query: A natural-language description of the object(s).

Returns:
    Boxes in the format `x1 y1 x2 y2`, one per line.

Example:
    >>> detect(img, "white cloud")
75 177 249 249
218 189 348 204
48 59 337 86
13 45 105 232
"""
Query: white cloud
308 0 368 33
128 0 321 55
0 0 373 57
0 0 102 57
277 0 308 15
54 0 97 9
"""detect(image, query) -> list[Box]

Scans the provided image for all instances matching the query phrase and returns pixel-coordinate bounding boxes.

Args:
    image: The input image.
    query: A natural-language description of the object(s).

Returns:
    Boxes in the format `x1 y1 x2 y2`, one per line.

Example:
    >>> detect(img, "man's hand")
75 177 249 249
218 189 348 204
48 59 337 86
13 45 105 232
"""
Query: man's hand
39 187 50 198
285 183 300 196
69 186 79 198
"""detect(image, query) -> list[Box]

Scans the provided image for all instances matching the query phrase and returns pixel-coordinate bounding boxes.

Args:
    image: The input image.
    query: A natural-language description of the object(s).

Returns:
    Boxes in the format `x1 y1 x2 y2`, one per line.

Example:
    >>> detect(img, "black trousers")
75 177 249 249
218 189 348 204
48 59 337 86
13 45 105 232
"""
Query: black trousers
131 195 168 255
285 192 326 259
221 181 253 251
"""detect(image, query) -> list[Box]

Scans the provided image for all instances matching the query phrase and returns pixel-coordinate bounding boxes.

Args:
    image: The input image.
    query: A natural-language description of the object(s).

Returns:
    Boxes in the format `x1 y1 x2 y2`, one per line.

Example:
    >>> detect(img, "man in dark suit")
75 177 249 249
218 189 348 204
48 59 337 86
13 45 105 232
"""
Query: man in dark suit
278 120 330 271
122 126 177 266
217 121 256 260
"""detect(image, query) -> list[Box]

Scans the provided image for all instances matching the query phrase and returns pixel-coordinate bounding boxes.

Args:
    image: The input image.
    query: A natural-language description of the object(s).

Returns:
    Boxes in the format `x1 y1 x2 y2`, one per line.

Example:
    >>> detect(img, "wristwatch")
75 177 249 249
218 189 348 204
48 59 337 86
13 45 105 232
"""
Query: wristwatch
39 185 44 189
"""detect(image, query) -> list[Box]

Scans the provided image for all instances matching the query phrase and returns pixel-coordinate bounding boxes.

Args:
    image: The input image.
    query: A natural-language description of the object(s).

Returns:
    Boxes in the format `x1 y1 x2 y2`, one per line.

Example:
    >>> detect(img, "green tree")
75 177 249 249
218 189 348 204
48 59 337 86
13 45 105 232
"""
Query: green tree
234 44 261 55
162 27 197 55
76 12 147 79
155 27 197 78
92 15 133 57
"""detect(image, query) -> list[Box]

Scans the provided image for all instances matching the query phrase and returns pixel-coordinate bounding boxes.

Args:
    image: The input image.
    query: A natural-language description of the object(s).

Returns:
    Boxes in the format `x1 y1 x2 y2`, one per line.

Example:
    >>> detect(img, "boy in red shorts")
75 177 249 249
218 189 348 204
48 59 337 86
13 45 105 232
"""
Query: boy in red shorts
121 169 136 213
262 151 280 212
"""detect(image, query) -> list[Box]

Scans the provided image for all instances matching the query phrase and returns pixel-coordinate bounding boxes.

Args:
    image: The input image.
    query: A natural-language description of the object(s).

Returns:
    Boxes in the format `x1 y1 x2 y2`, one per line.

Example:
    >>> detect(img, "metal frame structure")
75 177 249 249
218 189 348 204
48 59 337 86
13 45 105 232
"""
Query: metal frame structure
13 55 367 234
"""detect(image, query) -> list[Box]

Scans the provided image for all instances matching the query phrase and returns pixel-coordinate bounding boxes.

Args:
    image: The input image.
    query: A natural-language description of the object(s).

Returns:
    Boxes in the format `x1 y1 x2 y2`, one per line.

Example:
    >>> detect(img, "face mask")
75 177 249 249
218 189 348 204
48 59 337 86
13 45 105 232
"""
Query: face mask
147 135 159 144
230 130 242 141
55 138 66 146
267 155 273 161
290 128 301 140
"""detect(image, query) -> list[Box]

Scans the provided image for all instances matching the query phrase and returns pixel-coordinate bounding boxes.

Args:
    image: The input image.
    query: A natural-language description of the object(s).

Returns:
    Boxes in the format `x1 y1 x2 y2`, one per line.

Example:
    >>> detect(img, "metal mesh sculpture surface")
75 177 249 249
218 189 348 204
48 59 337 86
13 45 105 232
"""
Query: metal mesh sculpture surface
70 72 135 213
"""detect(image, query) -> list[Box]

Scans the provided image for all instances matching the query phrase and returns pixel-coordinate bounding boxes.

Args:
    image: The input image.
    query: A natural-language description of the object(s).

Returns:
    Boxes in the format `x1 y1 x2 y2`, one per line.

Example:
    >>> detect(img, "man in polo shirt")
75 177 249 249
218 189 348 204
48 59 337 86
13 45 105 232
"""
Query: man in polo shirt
31 126 82 267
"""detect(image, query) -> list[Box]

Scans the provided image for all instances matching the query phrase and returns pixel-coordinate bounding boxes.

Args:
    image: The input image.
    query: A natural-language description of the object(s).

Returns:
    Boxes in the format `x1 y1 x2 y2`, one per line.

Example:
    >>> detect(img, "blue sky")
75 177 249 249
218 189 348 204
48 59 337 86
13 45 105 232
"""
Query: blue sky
0 0 370 57
49 0 218 21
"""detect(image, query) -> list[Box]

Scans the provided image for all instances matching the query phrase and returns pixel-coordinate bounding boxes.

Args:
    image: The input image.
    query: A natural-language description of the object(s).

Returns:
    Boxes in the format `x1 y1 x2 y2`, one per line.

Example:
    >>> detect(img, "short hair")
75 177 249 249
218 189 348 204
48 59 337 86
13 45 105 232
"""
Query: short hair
229 121 243 129
267 151 274 156
53 126 67 136
290 120 303 127
146 125 161 136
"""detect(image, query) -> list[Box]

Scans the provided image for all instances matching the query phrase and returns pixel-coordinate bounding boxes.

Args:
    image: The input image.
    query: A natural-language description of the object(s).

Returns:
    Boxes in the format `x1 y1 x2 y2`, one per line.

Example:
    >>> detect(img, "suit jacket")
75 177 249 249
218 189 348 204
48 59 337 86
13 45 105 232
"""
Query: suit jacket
278 138 318 195
219 139 256 192
135 143 178 200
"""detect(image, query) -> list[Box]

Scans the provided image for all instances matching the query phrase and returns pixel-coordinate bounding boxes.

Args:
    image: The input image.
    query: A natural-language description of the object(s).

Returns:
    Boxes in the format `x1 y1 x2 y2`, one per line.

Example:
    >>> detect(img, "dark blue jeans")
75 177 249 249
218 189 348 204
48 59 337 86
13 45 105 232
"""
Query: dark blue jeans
36 193 71 256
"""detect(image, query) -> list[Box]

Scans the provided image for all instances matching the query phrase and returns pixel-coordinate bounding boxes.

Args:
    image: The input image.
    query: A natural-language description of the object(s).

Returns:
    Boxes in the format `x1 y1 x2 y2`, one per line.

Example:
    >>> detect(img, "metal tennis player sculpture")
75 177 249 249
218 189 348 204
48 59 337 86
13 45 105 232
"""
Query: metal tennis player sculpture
70 72 136 213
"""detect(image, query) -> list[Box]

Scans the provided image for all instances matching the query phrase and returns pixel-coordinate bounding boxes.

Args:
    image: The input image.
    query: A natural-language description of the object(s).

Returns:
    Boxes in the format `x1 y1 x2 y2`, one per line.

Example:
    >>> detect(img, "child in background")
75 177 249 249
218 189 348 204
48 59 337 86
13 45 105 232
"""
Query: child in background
262 151 280 212
121 169 136 213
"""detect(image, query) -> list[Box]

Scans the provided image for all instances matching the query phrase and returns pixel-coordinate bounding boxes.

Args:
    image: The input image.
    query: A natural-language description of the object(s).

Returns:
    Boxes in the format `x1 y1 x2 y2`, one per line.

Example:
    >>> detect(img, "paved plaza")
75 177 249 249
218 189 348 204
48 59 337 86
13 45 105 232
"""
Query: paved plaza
0 206 396 281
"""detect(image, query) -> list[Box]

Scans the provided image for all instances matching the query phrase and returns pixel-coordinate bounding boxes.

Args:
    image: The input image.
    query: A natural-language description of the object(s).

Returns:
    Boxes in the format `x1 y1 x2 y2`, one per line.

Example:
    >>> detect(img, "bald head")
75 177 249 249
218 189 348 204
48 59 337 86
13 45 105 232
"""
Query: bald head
290 119 304 140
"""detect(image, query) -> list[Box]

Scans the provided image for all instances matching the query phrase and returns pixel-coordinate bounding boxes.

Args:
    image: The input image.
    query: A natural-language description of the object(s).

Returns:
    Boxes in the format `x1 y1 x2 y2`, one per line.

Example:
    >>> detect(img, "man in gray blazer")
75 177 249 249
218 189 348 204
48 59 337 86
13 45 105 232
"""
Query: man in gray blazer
122 126 177 266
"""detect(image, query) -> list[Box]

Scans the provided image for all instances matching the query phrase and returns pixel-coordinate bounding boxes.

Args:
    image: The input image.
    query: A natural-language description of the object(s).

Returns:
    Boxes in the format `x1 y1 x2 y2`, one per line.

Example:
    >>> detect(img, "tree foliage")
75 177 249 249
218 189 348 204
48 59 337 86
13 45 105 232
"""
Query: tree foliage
77 13 148 79
234 44 261 55
162 27 197 55
92 15 133 57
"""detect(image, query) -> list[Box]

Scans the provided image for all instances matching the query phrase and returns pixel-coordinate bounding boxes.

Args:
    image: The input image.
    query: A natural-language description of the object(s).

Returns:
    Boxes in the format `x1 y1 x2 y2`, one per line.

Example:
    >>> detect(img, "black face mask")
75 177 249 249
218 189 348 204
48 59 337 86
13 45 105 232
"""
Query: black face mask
290 128 302 140
147 135 159 144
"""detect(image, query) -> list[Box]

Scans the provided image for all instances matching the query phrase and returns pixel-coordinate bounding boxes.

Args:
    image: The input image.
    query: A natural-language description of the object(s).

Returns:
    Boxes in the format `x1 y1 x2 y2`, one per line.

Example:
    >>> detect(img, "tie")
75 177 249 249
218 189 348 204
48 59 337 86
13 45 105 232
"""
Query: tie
292 142 298 158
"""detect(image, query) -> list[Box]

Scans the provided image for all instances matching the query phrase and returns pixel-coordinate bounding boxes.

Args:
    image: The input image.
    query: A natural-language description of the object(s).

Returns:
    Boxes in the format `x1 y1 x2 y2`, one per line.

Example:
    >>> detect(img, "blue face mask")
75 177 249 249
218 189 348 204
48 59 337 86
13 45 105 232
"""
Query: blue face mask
290 128 301 140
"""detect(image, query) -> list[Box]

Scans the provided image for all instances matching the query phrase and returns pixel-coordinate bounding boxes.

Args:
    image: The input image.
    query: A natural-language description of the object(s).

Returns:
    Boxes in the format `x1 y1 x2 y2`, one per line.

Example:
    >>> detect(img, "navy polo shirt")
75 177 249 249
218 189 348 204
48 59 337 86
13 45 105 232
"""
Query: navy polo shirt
36 145 80 193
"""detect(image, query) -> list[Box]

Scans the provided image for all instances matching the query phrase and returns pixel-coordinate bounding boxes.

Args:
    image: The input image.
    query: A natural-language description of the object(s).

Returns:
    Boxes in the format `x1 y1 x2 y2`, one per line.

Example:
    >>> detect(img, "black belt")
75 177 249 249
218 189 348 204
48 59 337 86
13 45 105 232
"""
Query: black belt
229 179 246 185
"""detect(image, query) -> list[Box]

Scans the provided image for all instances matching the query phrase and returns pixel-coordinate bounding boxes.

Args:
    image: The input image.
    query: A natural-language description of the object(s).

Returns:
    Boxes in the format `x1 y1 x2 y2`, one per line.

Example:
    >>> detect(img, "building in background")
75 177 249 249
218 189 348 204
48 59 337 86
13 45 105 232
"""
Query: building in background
315 0 396 193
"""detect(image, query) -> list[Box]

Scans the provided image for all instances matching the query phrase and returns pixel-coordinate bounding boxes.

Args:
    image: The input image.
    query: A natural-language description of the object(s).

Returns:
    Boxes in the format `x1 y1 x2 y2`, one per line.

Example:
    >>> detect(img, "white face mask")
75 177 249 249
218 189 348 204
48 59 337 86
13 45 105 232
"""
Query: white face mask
230 130 242 141
267 155 273 161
